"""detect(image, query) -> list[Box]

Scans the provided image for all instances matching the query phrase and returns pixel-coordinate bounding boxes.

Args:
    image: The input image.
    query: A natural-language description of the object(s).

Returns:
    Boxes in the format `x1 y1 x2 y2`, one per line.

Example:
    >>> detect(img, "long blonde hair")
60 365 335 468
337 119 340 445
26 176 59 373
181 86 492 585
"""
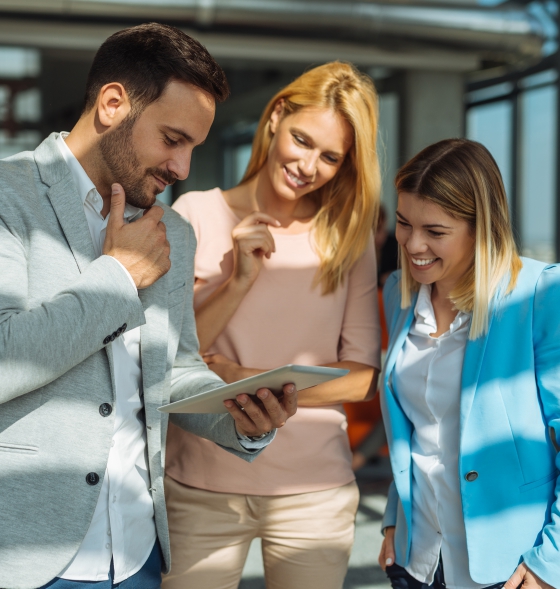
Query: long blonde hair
396 138 522 339
241 61 381 294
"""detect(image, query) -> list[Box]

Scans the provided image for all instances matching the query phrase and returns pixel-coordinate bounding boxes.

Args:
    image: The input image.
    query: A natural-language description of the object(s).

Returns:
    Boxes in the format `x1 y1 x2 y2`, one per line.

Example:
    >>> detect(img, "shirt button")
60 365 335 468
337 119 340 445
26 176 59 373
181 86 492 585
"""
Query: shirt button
105 543 110 549
111 439 115 447
465 470 479 482
107 530 111 536
113 495 117 503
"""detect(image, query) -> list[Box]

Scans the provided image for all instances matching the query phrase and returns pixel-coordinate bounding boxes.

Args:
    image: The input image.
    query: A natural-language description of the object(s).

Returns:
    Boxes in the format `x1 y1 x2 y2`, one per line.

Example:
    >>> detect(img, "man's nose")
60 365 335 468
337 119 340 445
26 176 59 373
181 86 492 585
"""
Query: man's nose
169 152 191 182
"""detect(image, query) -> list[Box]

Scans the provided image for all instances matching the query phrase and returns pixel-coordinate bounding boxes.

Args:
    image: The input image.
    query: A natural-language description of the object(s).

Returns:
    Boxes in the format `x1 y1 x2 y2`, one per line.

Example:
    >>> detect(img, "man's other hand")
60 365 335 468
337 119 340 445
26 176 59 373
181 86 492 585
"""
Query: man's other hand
224 384 297 438
103 183 171 289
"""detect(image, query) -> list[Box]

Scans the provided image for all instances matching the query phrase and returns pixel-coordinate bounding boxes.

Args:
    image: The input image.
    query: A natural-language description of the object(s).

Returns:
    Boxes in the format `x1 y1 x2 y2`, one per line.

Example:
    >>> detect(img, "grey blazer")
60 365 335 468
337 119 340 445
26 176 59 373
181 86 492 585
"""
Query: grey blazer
0 133 263 589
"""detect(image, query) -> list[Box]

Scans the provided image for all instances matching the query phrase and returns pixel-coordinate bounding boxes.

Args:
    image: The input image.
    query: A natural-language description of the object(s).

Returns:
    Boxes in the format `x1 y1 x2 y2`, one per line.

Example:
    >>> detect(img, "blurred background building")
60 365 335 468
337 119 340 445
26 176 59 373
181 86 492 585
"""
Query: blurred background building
0 0 557 260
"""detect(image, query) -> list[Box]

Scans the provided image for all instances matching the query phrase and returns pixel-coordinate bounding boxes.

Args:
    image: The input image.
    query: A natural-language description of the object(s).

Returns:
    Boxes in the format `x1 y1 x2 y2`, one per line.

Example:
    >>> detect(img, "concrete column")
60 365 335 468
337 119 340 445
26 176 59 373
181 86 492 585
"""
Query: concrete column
401 70 465 162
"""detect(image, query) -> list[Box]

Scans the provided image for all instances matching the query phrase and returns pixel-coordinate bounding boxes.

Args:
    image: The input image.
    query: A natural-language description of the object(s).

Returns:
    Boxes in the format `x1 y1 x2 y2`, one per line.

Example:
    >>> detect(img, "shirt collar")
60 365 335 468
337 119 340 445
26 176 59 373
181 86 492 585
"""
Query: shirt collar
413 283 470 337
56 132 143 222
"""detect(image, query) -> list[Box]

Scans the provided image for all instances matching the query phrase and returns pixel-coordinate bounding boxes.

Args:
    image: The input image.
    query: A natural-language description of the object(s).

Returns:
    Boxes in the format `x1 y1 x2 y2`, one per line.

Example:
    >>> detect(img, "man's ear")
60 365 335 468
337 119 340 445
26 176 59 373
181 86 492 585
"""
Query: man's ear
269 99 285 134
97 83 131 129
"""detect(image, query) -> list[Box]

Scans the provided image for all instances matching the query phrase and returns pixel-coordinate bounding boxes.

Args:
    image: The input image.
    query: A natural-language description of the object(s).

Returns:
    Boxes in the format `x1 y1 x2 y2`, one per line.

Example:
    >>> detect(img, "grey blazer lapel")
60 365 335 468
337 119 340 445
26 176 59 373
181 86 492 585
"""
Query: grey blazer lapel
34 133 116 396
139 274 169 413
34 133 97 272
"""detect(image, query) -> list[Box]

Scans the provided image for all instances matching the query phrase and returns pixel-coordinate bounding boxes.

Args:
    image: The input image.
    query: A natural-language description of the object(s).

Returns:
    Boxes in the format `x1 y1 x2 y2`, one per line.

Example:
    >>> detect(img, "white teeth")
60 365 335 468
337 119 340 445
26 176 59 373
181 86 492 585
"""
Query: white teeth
412 257 437 266
286 168 306 187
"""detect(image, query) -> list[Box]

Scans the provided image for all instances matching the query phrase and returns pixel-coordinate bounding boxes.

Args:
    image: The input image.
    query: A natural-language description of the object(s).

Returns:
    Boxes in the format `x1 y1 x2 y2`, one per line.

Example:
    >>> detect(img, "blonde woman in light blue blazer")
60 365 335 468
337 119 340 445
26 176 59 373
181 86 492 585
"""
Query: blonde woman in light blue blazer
378 139 559 589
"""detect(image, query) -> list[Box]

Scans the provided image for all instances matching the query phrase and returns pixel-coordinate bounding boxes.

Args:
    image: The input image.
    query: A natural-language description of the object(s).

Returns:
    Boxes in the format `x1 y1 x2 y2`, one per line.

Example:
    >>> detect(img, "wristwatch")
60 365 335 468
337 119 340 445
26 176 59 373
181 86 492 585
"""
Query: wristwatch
246 432 271 442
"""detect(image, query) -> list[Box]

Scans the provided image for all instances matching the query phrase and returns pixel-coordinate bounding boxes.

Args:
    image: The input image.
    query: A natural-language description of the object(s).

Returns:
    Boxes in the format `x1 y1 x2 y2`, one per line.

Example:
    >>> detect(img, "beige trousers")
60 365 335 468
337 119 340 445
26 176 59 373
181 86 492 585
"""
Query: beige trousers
162 475 360 589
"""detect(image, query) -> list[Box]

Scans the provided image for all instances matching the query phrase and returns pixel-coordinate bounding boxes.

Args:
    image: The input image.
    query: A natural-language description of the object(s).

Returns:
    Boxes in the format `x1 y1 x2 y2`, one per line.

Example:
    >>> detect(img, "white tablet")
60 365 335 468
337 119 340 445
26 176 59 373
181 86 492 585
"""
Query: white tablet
158 364 349 414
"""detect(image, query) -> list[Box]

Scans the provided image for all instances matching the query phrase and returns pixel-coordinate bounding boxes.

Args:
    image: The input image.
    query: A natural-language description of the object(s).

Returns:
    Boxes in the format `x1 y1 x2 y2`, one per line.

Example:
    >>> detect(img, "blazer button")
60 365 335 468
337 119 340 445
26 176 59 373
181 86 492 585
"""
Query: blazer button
110 332 117 342
465 471 479 482
121 323 127 332
86 472 100 486
115 327 123 337
99 403 113 417
103 336 111 345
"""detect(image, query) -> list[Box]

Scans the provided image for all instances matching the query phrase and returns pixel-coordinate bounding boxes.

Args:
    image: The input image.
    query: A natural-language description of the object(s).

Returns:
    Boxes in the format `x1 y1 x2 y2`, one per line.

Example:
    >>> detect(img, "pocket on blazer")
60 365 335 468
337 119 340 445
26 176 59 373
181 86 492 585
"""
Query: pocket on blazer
168 283 186 309
0 442 38 454
519 470 558 493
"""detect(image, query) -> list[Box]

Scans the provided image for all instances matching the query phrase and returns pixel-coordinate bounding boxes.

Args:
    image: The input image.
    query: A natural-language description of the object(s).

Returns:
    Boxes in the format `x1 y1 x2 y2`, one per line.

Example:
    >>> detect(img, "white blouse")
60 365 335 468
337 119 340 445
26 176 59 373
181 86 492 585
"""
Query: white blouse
393 284 492 589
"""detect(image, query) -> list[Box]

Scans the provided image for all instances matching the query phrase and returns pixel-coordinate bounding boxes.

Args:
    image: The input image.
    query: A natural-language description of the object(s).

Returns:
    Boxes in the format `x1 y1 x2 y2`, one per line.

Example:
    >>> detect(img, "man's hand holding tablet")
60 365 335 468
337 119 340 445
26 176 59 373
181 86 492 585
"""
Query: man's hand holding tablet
159 365 350 437
224 382 298 438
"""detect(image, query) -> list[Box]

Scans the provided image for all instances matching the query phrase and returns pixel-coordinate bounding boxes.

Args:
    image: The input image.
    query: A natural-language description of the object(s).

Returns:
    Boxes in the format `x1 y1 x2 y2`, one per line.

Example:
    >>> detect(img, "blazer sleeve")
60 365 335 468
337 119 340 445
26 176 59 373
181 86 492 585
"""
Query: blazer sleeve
0 216 146 405
522 264 560 585
382 480 400 532
168 219 273 461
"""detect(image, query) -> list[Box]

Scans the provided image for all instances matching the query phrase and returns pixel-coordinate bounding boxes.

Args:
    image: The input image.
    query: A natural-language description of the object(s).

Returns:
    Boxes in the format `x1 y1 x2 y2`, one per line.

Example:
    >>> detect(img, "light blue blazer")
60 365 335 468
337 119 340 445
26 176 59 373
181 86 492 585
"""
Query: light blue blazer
380 258 560 586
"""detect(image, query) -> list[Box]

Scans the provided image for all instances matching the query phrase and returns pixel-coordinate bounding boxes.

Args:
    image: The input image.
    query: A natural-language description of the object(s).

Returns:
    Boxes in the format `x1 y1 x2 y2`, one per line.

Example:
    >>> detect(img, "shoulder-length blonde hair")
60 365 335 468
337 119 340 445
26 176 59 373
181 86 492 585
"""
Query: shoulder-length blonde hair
396 138 521 339
240 61 381 294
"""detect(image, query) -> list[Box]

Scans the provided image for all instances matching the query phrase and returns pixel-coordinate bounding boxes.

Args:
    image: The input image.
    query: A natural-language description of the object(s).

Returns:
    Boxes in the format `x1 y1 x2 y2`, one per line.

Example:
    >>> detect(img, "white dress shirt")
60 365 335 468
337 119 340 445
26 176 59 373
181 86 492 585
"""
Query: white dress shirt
54 133 268 582
56 133 157 582
393 284 491 589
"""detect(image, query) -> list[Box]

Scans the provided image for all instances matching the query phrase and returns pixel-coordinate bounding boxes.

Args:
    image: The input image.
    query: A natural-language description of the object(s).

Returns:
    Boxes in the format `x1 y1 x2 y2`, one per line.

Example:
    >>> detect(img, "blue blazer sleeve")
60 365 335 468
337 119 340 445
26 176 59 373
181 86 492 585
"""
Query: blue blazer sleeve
522 264 560 586
383 270 403 338
381 270 403 533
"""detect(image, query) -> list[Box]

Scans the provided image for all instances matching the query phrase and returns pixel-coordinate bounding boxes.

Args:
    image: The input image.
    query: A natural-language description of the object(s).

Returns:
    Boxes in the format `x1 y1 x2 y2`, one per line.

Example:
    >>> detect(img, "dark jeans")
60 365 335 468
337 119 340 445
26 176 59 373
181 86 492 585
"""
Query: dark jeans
39 541 162 589
386 558 506 589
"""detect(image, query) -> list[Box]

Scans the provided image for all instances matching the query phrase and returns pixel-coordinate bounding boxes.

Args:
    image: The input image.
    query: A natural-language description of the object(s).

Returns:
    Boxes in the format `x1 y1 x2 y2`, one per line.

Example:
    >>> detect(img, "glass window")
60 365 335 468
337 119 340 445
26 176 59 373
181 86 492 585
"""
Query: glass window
0 130 42 159
0 47 40 78
466 100 513 206
519 84 558 262
232 143 253 186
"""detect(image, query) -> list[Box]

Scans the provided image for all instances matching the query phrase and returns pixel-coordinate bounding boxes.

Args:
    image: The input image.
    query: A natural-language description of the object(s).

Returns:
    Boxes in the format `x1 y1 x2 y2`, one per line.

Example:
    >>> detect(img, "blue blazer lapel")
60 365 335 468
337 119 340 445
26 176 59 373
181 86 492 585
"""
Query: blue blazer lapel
381 294 416 471
460 306 495 444
383 296 417 389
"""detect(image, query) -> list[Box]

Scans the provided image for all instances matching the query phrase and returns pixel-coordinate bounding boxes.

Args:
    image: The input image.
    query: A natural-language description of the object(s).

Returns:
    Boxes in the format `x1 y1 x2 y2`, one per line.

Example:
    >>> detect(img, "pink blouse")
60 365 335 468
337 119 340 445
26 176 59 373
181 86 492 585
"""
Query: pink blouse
166 188 381 495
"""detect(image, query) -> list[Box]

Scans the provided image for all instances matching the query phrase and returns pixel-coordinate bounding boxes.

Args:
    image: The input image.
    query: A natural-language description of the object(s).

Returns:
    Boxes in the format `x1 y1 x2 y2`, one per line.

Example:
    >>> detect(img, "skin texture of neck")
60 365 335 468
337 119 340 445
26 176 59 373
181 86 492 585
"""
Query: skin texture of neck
430 279 460 337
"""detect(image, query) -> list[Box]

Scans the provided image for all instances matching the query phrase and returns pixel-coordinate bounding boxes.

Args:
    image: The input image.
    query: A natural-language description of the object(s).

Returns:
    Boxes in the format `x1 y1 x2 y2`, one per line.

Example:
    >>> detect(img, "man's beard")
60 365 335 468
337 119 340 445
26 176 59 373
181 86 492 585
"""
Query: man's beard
99 113 176 209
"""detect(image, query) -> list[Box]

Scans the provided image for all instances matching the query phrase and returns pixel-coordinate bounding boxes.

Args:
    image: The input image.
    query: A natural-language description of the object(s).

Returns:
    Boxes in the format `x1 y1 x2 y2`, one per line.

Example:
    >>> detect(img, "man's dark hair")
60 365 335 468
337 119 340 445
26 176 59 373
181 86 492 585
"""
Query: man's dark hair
83 22 229 113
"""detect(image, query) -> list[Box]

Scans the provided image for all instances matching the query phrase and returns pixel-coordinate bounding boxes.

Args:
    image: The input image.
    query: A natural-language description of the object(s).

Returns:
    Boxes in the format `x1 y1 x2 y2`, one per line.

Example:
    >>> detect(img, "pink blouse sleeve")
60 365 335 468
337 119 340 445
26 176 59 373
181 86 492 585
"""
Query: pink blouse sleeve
338 234 381 369
171 192 201 243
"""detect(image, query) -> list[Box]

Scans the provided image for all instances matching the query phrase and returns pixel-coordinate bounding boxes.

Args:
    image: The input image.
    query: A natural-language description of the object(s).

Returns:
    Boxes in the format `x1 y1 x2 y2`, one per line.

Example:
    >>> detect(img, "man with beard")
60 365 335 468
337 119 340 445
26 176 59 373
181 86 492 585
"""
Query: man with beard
0 23 297 589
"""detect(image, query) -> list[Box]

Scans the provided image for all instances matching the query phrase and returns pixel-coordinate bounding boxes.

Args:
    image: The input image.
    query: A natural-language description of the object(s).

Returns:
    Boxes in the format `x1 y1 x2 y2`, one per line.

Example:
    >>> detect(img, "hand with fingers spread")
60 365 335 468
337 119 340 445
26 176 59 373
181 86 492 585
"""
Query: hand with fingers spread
378 526 396 571
102 183 171 289
230 211 280 290
223 383 298 438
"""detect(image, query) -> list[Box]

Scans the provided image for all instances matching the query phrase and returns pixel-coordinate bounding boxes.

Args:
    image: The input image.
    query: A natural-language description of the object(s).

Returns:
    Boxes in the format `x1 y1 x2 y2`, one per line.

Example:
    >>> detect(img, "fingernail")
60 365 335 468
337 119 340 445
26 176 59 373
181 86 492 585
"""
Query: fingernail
386 558 393 566
257 390 269 400
238 395 248 405
287 384 295 394
224 400 233 408
111 184 119 195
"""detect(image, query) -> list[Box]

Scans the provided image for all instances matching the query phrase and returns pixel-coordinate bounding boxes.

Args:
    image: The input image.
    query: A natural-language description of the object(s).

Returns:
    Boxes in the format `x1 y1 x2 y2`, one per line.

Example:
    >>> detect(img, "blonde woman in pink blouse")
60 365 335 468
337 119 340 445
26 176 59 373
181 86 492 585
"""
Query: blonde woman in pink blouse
164 62 382 589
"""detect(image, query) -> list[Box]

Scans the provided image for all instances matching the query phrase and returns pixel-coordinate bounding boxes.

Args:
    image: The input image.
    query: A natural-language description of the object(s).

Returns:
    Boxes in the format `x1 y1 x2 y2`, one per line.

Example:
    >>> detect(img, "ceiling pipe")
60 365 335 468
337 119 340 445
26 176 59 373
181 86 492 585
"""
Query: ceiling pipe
0 0 548 56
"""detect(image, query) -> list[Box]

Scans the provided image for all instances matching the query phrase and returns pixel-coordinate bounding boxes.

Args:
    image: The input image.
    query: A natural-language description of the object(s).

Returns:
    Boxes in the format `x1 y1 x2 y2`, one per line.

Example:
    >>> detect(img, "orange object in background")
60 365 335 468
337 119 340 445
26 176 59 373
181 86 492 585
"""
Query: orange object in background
344 288 388 450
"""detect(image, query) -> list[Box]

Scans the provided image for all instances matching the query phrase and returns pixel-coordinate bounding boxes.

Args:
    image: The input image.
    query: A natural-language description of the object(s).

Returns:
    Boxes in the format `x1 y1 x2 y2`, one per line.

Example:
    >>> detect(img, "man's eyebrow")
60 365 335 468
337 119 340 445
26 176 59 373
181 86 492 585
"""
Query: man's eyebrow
396 210 452 229
162 125 198 144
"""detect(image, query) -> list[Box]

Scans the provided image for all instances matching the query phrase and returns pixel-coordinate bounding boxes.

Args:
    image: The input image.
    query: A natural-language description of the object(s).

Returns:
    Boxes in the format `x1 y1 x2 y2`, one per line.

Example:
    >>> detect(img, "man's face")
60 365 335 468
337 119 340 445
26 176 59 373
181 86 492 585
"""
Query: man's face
99 80 215 209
